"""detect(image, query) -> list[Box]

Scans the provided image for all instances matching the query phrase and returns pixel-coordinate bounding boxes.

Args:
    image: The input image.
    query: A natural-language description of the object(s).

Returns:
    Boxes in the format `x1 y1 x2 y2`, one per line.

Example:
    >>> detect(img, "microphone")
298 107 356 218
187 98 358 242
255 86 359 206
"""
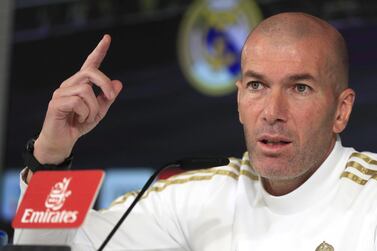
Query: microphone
97 157 229 251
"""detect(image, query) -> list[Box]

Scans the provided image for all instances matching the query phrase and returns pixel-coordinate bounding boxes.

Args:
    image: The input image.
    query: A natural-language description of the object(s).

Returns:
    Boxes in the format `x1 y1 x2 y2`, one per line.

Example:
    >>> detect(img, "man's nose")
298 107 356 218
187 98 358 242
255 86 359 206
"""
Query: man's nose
262 90 288 125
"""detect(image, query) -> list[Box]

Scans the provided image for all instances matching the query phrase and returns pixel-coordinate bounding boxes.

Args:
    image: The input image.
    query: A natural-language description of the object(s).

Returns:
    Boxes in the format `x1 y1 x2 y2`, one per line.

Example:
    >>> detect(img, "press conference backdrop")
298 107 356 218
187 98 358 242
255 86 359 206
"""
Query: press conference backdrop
1 0 377 241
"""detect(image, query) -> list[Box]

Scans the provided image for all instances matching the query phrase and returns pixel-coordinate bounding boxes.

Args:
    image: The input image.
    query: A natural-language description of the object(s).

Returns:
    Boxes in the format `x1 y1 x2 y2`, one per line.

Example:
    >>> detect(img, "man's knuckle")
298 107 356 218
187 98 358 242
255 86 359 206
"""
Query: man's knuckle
52 89 60 98
47 98 62 112
60 80 67 87
71 96 82 105
47 99 55 109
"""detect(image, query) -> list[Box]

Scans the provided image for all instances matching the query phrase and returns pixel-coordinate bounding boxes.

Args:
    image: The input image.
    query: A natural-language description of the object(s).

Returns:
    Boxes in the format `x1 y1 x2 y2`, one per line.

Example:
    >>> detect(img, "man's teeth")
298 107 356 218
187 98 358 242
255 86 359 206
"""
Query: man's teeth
267 141 280 145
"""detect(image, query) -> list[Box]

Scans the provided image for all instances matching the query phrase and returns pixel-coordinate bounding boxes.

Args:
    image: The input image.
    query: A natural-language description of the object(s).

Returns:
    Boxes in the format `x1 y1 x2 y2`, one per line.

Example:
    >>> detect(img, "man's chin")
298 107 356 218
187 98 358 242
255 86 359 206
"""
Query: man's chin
250 157 295 179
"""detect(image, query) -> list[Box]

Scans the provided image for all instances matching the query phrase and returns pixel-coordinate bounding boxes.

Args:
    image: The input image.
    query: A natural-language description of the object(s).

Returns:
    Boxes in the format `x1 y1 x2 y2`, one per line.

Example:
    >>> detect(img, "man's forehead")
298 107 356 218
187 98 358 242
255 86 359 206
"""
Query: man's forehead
240 35 333 87
241 35 323 67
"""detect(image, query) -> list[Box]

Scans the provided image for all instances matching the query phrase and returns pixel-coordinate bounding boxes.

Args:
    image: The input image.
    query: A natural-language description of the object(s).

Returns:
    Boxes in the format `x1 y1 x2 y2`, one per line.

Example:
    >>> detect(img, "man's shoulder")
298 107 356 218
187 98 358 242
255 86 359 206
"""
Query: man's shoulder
153 155 246 193
159 152 259 189
340 150 377 187
108 153 258 209
336 149 377 221
147 153 259 200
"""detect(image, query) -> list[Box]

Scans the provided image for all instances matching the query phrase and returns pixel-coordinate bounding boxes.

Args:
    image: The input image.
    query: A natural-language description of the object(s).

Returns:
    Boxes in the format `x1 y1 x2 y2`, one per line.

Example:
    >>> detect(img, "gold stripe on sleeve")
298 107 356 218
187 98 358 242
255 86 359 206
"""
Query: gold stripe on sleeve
143 169 239 198
228 161 241 172
350 152 377 165
340 171 367 185
340 152 377 185
167 168 220 178
346 161 377 176
158 168 239 182
241 159 251 167
106 191 139 209
240 170 258 180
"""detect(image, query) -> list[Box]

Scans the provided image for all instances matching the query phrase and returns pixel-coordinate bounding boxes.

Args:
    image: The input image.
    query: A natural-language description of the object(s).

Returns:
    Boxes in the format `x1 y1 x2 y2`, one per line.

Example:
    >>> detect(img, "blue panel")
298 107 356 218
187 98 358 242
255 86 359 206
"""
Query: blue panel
97 168 153 209
0 169 21 222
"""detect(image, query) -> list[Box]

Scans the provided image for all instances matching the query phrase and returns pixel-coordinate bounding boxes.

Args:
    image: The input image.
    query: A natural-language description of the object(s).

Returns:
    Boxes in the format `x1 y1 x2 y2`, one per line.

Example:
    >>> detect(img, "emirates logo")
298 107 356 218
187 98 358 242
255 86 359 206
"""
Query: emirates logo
13 170 104 228
21 177 78 224
45 177 72 211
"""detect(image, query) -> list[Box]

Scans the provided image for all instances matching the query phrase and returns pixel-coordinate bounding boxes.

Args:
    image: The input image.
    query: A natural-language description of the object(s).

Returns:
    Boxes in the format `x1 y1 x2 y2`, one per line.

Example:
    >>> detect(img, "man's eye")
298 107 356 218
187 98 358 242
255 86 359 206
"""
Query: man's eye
294 84 311 94
247 81 264 90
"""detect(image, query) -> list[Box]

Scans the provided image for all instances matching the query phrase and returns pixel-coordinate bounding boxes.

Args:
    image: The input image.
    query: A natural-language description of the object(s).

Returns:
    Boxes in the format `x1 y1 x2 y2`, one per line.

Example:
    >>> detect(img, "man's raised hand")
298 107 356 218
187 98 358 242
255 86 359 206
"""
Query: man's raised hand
32 34 122 168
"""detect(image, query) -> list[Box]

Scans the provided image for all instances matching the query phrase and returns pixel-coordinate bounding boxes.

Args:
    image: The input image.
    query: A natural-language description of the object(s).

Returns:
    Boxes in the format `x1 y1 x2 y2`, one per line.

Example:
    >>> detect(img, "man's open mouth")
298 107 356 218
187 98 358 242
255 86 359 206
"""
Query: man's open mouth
260 139 291 145
258 135 292 147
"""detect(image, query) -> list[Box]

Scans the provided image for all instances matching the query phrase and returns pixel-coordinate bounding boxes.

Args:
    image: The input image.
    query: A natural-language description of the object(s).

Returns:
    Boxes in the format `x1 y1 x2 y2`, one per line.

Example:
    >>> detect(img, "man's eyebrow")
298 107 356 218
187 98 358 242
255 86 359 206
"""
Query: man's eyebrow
243 70 266 80
243 71 316 82
287 73 316 82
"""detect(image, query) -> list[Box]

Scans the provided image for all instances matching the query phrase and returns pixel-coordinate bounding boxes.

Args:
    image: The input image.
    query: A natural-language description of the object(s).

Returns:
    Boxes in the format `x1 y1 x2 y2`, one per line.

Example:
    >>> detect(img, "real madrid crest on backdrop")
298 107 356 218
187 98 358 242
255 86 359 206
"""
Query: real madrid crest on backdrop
177 0 262 96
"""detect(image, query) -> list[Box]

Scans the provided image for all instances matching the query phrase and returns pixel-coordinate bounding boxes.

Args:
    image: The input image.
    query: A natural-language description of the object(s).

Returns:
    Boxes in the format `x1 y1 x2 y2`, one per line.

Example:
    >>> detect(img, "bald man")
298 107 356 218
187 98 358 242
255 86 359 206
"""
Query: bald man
14 12 377 251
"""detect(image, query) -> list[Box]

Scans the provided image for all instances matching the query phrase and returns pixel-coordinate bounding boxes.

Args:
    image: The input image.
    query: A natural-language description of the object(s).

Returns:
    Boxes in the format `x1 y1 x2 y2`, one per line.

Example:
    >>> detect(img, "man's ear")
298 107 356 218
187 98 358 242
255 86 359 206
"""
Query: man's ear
333 88 355 133
235 80 244 124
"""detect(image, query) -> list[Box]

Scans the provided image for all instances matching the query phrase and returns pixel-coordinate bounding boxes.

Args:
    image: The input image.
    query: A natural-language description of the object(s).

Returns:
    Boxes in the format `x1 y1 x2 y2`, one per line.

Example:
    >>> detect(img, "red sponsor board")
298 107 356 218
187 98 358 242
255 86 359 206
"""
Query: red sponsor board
12 170 104 228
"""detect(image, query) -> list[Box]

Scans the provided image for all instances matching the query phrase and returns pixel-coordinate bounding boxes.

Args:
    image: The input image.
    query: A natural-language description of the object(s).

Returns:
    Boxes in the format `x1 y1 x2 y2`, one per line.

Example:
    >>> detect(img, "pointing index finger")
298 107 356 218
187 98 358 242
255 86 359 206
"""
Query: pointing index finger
81 34 111 70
